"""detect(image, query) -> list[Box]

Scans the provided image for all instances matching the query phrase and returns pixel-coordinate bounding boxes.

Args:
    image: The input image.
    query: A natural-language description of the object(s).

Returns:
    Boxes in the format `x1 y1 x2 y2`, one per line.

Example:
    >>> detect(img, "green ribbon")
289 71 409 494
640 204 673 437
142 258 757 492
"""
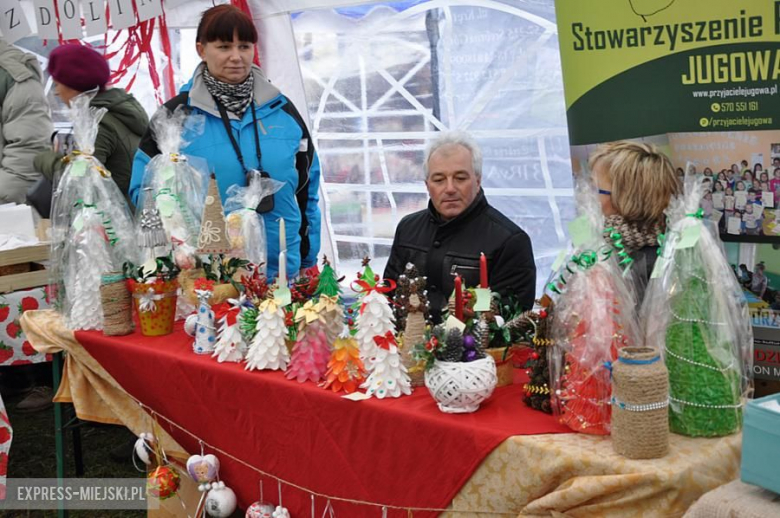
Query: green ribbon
686 208 704 219
656 233 666 256
603 227 634 268
73 199 119 246
547 248 612 294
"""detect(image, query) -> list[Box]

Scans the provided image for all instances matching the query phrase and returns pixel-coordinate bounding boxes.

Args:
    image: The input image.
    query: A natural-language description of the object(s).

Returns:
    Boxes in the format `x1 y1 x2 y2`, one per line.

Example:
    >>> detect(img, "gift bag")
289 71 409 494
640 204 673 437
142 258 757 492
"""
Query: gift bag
643 174 752 437
50 91 137 330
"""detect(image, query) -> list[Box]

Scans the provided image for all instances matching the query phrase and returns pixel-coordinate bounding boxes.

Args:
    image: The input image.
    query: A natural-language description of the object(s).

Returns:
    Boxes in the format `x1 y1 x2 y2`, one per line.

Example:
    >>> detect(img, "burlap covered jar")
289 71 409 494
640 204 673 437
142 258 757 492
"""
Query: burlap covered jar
611 346 669 459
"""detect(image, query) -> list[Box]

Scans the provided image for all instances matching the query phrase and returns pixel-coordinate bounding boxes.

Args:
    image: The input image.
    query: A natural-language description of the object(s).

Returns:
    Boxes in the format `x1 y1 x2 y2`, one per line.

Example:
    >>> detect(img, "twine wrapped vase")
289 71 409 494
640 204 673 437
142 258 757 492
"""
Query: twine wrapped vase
100 272 133 336
487 346 518 387
424 355 497 413
611 347 669 459
131 279 179 337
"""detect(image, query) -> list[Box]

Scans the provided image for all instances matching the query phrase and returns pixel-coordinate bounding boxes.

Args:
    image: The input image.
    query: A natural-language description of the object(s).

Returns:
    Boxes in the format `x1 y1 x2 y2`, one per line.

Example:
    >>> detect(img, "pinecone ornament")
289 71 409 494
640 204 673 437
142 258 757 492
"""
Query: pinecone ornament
439 328 464 362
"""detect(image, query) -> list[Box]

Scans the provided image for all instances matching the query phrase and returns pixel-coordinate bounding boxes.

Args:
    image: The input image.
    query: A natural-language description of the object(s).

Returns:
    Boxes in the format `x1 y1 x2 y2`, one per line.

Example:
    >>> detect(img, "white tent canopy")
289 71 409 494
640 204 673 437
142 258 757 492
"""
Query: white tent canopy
16 0 573 291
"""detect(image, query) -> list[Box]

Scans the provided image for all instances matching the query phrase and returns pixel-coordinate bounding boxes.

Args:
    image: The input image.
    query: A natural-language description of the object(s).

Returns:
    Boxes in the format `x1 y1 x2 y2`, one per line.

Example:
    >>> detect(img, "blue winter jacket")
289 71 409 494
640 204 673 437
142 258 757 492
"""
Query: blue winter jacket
128 64 321 279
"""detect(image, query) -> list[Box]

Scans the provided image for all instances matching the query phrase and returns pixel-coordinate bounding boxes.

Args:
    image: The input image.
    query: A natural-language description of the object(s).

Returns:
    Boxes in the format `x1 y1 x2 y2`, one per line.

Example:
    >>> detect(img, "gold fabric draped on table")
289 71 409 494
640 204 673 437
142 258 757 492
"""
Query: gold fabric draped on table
22 309 741 517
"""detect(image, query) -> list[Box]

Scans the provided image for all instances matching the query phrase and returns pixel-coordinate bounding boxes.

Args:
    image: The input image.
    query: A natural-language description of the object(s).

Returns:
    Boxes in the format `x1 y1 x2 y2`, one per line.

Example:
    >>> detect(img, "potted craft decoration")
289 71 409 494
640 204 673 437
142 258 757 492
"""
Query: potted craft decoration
49 91 137 330
224 171 283 272
124 256 180 336
549 180 639 434
643 174 752 437
414 322 497 413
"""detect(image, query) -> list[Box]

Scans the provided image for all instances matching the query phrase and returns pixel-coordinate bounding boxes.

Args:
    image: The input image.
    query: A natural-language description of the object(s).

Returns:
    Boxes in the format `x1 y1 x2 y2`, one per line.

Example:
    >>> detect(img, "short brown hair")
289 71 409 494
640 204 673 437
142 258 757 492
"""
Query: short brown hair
589 141 679 228
197 5 257 44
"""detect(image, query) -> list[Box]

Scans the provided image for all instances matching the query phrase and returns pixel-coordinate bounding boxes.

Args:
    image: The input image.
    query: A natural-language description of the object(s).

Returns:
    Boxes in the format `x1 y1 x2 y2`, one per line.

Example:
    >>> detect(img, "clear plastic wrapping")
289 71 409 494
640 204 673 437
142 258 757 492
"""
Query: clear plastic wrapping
135 106 208 267
642 175 753 437
223 171 283 270
549 179 640 435
50 91 137 330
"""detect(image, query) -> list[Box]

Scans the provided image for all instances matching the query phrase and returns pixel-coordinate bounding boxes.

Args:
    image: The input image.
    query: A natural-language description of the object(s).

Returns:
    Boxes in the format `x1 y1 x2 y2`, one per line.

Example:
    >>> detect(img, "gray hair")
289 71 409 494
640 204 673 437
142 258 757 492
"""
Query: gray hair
423 131 482 179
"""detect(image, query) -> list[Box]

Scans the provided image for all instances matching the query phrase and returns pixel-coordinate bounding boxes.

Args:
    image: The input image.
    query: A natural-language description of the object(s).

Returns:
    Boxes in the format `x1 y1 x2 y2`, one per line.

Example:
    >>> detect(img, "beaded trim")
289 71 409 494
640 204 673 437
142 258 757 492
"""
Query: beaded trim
610 396 669 412
664 347 734 373
670 311 727 326
669 396 743 409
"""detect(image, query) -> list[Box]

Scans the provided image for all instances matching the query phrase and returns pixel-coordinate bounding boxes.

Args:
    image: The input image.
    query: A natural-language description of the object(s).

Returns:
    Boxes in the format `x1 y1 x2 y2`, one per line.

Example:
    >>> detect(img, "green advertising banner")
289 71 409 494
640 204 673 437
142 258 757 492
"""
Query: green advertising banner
555 0 780 243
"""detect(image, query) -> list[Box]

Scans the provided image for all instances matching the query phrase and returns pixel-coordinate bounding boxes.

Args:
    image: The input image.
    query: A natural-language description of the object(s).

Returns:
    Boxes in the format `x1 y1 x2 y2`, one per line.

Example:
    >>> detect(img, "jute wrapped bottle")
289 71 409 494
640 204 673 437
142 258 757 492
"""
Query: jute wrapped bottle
611 346 669 459
100 272 133 336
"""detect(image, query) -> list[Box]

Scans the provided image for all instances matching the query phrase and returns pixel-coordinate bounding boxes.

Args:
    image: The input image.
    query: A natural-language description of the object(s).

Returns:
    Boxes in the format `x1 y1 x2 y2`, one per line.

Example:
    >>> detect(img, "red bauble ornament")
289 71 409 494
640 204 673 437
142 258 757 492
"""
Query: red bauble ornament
147 465 180 500
531 352 540 360
539 310 548 319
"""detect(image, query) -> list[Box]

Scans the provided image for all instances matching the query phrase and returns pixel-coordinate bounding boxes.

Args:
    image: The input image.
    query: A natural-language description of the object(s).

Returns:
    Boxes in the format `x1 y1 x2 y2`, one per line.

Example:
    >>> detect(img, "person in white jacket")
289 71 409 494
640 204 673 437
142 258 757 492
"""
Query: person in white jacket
0 38 53 204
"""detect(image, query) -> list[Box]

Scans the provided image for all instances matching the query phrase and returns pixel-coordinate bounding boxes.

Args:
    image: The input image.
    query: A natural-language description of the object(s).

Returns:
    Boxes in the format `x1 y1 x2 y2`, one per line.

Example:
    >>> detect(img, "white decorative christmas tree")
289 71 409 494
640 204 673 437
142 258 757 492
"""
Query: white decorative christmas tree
356 290 396 362
361 333 412 399
212 299 246 363
66 207 113 330
245 299 289 371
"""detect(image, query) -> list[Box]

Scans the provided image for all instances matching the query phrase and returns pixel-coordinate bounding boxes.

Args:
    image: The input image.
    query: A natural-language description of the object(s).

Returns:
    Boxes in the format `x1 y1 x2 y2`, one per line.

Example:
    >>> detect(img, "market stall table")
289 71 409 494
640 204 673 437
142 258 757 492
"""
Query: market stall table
22 310 742 517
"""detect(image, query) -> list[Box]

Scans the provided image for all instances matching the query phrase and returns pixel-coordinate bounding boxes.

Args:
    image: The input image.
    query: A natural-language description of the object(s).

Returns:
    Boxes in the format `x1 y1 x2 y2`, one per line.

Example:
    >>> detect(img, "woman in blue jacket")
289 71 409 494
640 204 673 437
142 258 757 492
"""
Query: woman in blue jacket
129 4 320 279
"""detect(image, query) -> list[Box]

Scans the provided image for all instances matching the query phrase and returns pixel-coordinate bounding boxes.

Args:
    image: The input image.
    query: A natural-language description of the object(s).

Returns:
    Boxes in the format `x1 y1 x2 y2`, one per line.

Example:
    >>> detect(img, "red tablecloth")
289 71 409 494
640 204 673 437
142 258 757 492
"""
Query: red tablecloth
76 326 568 517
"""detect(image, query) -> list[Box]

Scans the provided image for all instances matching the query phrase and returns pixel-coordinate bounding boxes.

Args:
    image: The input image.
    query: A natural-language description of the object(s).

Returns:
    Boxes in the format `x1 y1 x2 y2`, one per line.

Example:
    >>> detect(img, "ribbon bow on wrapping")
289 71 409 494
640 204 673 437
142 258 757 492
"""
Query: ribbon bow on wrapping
373 331 397 351
63 151 110 178
351 279 396 314
136 288 164 313
603 227 634 268
686 208 705 219
295 300 323 330
548 249 614 295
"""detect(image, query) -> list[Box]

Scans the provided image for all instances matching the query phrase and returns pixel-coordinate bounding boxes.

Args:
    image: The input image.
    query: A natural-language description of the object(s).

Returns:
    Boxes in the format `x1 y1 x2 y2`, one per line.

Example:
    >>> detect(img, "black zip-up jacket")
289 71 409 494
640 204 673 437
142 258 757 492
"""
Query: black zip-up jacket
384 189 536 323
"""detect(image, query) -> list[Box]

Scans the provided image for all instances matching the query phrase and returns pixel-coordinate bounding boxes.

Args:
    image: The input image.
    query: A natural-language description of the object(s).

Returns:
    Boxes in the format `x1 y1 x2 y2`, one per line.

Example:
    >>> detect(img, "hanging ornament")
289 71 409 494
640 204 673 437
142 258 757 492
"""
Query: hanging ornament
146 465 180 500
133 433 155 466
246 479 275 518
186 454 220 491
272 506 291 518
205 481 237 518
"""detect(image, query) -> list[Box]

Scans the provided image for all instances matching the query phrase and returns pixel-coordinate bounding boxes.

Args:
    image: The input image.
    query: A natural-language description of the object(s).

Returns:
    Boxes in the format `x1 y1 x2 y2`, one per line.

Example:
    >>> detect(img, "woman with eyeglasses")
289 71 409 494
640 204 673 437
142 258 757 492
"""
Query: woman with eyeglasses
588 141 680 294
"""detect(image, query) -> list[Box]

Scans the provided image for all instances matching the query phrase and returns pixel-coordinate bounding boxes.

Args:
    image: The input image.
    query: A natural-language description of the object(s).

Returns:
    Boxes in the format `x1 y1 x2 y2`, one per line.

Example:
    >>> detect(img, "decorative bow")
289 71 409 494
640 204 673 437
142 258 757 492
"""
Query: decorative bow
295 300 322 327
258 298 281 313
198 220 222 247
137 288 163 313
373 331 397 351
603 227 633 268
547 249 613 295
317 295 340 314
352 279 396 314
686 208 704 219
214 302 240 327
63 151 110 178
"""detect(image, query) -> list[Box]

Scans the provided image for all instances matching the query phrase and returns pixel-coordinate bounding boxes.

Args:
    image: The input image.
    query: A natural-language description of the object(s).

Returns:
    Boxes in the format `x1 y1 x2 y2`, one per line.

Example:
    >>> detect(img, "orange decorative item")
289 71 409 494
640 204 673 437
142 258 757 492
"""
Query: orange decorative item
146 465 180 500
130 279 179 336
320 337 366 394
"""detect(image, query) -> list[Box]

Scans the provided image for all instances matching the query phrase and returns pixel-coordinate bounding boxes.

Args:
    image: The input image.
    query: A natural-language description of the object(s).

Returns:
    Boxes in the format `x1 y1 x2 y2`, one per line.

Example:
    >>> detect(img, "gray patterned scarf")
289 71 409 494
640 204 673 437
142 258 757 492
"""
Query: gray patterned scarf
202 66 254 116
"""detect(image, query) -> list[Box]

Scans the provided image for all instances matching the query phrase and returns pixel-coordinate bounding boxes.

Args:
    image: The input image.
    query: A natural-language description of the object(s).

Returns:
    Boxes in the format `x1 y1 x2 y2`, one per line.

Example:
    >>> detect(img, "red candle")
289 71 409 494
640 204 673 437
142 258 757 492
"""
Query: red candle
454 274 464 321
480 253 488 288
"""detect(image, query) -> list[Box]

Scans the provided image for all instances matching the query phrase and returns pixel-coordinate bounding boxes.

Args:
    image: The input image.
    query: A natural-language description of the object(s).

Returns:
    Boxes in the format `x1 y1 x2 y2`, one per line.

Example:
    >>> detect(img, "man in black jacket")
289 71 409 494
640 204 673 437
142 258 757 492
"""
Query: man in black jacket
384 131 536 323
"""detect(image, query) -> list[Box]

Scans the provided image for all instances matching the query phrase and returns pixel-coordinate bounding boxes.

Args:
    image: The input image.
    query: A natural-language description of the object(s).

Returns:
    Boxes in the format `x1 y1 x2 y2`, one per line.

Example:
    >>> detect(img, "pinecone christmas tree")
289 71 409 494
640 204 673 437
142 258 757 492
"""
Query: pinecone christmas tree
522 299 553 414
438 328 465 362
212 302 245 363
245 299 289 371
395 263 429 373
361 333 411 399
315 257 344 345
320 337 366 394
355 290 396 362
66 208 113 330
286 301 331 382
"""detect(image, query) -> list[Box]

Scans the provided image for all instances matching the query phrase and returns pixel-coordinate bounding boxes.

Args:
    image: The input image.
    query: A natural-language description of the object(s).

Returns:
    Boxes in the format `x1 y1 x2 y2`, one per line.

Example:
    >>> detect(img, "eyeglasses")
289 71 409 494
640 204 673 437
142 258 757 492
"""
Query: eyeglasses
598 189 611 196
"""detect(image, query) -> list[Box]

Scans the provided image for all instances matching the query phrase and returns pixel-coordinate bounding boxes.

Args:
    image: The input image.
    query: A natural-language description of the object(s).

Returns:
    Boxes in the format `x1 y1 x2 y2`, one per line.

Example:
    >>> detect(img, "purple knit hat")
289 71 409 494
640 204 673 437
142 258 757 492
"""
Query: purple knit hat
48 44 110 92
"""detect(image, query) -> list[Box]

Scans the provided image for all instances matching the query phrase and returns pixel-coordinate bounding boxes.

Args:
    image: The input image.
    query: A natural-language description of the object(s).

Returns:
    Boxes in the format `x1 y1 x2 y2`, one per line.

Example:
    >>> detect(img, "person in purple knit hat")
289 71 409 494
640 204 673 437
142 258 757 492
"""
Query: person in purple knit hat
34 44 148 201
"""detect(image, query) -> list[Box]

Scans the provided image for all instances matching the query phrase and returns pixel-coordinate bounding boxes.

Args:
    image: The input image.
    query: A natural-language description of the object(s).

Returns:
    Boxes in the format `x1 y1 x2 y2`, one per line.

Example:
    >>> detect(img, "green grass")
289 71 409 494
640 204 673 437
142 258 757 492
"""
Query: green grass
5 391 144 518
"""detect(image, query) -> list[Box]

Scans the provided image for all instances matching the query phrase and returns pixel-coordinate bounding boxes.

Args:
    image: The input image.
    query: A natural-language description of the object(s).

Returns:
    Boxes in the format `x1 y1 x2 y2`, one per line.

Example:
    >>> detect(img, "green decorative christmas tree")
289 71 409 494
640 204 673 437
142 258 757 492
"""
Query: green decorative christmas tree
665 248 742 437
315 257 344 345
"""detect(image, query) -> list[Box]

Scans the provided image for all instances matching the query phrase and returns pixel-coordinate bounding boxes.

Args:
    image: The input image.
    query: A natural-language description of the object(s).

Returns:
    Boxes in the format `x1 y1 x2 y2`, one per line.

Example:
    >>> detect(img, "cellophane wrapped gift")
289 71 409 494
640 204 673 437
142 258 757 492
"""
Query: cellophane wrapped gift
549 180 640 435
135 106 208 268
223 171 283 272
50 91 137 331
642 175 752 437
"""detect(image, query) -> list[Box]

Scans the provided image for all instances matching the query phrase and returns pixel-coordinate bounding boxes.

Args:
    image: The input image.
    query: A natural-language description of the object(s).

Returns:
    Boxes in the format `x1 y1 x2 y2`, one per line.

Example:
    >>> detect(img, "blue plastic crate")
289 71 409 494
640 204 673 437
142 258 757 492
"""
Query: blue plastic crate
741 393 780 495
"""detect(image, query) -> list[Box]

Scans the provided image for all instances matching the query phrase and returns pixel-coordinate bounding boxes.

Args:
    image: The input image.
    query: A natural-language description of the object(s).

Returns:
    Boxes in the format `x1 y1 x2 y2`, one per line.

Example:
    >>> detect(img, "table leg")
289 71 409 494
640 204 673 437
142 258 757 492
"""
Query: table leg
52 351 68 518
